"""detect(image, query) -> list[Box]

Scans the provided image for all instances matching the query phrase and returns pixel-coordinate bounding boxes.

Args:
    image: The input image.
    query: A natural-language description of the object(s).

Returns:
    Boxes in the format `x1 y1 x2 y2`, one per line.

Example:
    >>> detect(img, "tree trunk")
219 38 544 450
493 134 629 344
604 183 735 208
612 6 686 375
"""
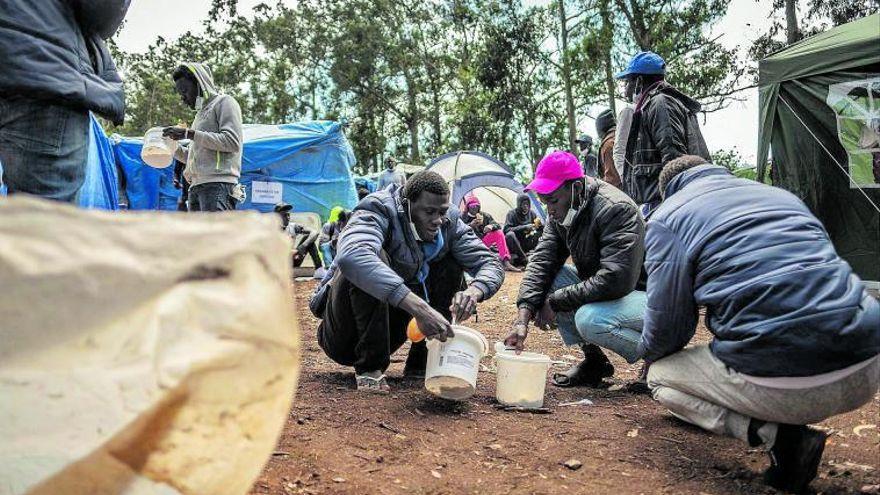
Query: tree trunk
404 69 420 164
558 0 577 153
600 0 616 116
785 0 800 44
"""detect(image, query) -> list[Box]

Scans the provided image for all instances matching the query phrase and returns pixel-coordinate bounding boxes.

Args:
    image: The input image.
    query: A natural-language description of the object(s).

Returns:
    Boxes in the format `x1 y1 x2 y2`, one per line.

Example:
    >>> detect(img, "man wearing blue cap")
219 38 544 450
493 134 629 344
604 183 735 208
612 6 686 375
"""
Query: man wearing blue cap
615 51 710 215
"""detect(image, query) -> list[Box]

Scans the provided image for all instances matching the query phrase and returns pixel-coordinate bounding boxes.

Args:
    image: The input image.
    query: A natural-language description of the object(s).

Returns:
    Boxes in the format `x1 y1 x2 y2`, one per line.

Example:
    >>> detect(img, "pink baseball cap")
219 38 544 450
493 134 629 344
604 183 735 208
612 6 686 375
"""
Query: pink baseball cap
525 151 584 195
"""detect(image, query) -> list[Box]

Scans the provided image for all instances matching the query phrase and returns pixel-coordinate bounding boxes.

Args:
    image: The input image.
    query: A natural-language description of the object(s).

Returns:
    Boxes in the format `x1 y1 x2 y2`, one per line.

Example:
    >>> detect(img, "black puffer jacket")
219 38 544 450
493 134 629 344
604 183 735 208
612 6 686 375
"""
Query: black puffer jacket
0 0 130 124
517 180 645 313
624 82 710 205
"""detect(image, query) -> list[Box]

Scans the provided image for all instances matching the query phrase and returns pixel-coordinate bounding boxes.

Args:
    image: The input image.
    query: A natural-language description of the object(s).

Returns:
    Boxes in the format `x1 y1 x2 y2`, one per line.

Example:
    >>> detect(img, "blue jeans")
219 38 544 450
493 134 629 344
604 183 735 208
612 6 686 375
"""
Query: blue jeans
551 265 646 363
0 97 90 202
319 243 334 268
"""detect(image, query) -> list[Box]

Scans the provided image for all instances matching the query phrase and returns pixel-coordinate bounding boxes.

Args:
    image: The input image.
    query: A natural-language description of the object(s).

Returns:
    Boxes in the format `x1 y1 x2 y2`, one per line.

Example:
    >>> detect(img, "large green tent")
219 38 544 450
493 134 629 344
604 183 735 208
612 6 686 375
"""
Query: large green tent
758 13 880 283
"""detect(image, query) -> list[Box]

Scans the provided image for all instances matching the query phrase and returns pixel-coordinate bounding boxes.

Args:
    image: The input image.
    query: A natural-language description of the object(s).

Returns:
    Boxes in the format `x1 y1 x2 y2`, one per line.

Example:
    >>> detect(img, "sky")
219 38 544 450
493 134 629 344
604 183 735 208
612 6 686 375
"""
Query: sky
116 0 776 164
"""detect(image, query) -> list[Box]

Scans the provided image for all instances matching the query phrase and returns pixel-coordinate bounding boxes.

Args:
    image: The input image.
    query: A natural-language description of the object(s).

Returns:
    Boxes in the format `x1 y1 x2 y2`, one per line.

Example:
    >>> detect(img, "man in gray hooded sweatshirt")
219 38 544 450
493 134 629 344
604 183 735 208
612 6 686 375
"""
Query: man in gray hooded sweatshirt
164 63 243 212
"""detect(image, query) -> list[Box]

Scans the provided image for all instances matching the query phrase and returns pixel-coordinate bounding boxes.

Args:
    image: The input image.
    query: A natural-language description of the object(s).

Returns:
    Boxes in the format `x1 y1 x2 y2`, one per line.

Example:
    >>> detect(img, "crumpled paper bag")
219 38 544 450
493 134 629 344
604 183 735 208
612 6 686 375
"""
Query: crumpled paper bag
0 197 300 495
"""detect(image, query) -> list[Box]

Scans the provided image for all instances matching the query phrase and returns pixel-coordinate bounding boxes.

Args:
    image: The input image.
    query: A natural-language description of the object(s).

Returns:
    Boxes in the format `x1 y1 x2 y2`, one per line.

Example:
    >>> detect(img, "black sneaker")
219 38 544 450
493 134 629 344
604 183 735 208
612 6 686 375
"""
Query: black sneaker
763 424 827 493
403 340 428 378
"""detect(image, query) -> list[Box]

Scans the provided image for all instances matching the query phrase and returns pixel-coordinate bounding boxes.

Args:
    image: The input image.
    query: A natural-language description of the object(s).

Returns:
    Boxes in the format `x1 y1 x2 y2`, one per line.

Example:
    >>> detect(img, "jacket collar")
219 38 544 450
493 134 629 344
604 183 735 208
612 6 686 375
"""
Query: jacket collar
664 164 732 199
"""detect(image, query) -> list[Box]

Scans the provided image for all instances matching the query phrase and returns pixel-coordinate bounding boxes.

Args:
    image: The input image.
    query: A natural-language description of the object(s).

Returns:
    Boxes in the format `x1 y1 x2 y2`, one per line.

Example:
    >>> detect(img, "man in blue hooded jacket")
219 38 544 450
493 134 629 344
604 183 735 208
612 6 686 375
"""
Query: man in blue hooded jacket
641 155 880 493
0 0 129 202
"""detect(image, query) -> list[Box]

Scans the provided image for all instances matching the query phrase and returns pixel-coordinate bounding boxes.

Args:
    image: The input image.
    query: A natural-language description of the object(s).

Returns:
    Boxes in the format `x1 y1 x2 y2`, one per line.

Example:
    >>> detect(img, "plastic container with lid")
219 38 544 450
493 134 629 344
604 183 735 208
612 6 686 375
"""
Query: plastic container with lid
424 325 489 401
493 342 551 409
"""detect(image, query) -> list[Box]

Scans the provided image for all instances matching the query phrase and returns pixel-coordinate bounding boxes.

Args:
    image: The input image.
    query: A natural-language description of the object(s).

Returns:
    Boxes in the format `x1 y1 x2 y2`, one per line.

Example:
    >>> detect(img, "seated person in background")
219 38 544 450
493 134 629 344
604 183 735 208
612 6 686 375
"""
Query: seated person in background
641 156 880 494
314 171 504 393
503 193 543 268
504 151 646 389
274 202 323 272
319 208 350 266
461 195 522 272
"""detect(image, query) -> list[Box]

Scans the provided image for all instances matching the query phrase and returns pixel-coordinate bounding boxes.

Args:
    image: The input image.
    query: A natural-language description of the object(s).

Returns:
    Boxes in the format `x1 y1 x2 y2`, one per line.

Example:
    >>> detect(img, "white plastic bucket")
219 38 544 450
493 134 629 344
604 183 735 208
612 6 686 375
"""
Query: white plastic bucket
494 343 552 409
141 127 179 168
424 325 489 400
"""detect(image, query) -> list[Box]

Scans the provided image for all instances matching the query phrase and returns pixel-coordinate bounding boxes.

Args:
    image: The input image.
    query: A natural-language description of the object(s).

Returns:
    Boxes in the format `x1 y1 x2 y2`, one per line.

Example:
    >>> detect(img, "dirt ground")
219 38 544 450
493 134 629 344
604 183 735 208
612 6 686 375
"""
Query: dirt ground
251 273 879 495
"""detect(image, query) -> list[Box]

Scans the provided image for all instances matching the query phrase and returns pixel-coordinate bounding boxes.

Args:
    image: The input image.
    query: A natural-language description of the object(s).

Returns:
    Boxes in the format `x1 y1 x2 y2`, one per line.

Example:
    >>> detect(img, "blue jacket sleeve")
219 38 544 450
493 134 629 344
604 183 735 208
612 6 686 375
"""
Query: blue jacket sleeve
636 220 698 362
335 210 411 307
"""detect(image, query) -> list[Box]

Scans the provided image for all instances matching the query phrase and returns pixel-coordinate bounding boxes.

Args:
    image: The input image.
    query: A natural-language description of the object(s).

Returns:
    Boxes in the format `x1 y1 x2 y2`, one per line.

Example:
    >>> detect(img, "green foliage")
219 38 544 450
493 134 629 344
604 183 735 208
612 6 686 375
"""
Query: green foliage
112 0 754 177
749 0 878 61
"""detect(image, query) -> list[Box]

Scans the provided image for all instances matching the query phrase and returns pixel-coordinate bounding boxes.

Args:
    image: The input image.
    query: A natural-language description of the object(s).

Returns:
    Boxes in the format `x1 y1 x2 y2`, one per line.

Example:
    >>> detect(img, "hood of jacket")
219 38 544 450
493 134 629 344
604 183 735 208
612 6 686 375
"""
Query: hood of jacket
664 164 732 199
179 62 220 109
655 82 702 114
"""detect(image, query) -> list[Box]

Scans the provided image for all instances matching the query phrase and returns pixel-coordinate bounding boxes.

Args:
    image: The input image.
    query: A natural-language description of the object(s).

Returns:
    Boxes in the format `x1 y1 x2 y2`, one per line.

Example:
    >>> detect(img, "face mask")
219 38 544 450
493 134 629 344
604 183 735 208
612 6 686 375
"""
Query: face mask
194 95 205 111
560 182 580 228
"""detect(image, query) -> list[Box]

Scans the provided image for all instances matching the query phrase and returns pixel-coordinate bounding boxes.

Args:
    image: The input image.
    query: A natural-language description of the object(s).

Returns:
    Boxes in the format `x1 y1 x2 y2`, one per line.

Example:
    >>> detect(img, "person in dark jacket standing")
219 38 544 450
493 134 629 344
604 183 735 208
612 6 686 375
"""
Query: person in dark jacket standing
503 193 543 267
616 51 710 215
504 151 646 388
642 155 880 494
316 171 504 393
0 0 130 202
576 135 598 178
595 109 622 189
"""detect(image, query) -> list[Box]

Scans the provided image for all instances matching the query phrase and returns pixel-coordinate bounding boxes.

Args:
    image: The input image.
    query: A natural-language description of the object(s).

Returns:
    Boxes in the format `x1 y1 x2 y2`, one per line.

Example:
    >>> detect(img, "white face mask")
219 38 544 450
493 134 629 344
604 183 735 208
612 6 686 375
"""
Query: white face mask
560 182 580 228
194 95 205 112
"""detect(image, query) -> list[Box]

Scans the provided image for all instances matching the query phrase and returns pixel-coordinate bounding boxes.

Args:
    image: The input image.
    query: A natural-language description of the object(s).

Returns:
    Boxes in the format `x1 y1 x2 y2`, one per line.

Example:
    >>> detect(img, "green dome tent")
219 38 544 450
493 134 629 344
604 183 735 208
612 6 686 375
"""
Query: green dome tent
758 13 880 284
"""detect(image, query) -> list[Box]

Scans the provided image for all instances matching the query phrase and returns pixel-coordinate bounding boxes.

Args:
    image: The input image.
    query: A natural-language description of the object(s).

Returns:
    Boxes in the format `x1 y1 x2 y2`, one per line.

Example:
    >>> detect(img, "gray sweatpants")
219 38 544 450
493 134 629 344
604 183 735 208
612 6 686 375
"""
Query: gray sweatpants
648 346 880 446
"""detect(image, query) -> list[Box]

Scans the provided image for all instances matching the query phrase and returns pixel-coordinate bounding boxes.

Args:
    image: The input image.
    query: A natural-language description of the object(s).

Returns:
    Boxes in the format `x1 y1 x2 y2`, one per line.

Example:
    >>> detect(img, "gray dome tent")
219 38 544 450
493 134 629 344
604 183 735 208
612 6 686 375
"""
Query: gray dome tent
426 151 545 223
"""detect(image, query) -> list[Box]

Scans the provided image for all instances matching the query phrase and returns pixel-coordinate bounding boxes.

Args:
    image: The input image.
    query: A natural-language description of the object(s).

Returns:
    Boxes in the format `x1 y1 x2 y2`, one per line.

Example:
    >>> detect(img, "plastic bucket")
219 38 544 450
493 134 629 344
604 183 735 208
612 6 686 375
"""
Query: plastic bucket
141 127 178 168
424 325 489 400
494 343 551 409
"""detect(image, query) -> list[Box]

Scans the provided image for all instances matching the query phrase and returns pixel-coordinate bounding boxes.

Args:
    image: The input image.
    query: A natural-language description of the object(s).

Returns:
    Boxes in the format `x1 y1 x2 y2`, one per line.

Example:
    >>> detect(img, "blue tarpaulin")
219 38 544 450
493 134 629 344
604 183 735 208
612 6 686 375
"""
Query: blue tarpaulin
79 115 120 210
114 121 358 221
113 136 180 210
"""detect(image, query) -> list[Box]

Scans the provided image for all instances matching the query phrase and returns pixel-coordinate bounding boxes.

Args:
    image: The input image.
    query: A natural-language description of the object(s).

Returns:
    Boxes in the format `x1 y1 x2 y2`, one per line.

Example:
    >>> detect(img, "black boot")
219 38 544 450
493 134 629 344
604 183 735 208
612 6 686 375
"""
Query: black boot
763 424 827 494
403 340 428 378
552 344 615 387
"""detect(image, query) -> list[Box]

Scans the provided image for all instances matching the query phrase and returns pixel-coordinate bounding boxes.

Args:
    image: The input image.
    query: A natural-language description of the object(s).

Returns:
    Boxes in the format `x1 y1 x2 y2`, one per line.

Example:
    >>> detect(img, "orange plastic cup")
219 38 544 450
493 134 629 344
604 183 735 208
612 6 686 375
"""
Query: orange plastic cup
407 319 425 342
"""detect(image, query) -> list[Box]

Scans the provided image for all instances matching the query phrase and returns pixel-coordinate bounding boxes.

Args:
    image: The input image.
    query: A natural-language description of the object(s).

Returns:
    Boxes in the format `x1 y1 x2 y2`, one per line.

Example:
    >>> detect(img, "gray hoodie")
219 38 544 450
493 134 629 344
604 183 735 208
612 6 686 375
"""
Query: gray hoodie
173 63 243 188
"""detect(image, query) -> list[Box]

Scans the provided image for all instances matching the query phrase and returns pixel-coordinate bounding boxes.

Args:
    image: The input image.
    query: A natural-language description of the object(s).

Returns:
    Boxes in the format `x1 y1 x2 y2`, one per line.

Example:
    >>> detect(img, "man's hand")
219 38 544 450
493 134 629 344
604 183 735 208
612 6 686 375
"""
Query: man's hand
503 308 533 354
451 286 483 323
414 305 454 342
400 292 453 342
163 126 193 141
534 301 555 331
484 224 497 233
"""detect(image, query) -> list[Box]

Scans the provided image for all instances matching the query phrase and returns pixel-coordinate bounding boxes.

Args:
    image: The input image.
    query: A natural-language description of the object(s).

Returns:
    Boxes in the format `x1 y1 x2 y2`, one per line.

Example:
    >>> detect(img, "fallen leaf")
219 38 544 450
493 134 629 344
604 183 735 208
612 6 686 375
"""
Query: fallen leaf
563 459 583 470
488 443 502 450
860 484 880 494
431 470 442 479
332 477 346 483
394 433 407 441
627 428 639 438
853 424 877 437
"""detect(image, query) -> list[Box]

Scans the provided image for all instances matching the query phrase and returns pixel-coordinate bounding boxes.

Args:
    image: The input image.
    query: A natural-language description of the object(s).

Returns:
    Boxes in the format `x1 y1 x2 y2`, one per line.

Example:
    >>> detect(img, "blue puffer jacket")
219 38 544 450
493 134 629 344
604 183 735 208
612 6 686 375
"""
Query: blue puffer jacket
335 184 505 307
638 164 879 377
0 0 129 124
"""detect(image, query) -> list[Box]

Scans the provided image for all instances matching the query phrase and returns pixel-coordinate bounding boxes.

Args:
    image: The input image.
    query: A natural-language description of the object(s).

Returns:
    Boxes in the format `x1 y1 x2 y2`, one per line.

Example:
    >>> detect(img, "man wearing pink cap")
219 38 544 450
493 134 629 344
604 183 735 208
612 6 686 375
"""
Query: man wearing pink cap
505 150 647 388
